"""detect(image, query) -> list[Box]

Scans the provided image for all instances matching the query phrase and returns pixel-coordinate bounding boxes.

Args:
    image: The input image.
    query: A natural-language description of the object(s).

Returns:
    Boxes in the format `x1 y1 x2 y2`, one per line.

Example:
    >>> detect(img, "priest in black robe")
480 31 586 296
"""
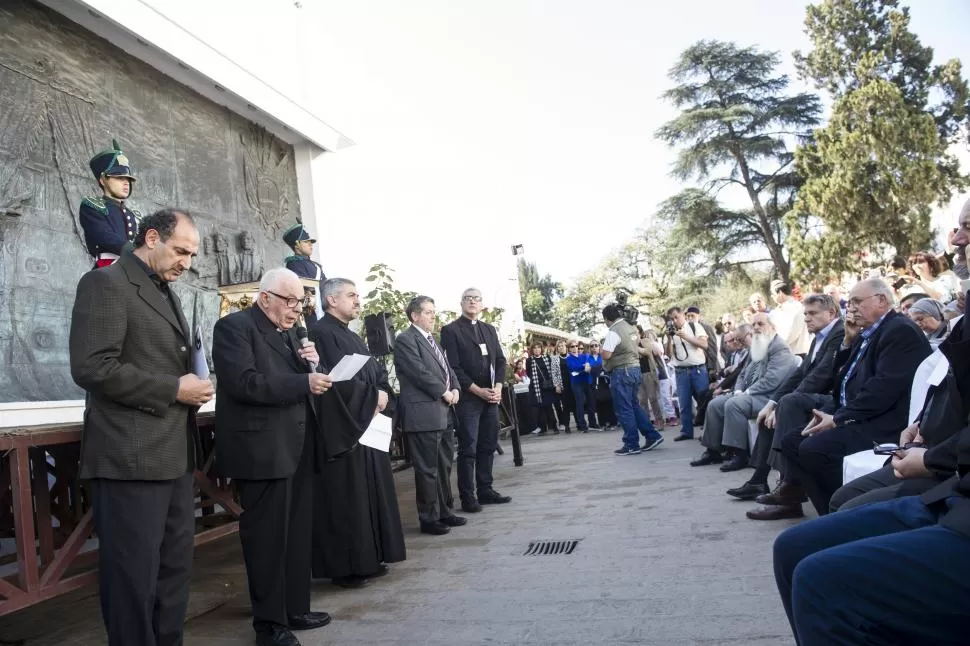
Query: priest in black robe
308 277 406 587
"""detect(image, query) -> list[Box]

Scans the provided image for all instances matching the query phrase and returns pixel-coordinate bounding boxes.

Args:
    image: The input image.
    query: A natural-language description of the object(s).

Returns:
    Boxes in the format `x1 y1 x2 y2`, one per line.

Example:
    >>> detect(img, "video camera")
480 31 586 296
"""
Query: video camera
611 289 640 326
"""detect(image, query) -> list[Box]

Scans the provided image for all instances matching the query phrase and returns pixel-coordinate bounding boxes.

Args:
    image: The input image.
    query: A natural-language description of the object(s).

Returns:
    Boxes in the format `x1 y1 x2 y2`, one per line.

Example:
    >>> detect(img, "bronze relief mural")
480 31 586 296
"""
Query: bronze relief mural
0 0 303 401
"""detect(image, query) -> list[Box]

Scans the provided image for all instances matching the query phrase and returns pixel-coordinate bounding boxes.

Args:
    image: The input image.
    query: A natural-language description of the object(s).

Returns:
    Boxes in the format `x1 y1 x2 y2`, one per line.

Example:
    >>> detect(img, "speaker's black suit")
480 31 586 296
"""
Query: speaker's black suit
212 305 316 631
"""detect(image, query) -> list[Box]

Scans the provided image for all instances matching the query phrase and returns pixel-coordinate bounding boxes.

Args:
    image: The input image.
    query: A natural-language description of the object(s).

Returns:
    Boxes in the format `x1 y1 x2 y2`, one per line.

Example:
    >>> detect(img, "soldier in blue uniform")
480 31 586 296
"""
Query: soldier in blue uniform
79 139 140 269
283 223 327 321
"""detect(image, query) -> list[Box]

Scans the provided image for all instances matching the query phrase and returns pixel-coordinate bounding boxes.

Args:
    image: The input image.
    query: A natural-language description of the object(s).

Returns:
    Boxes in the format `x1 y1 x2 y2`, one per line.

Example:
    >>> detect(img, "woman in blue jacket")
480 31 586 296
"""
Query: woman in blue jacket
564 341 599 432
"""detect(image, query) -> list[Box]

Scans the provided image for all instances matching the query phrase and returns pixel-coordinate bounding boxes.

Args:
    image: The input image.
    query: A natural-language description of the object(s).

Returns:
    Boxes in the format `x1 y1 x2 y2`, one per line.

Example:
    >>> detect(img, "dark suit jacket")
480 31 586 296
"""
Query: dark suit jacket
830 309 931 429
771 320 845 401
69 250 195 480
394 326 459 432
212 305 313 480
439 316 507 391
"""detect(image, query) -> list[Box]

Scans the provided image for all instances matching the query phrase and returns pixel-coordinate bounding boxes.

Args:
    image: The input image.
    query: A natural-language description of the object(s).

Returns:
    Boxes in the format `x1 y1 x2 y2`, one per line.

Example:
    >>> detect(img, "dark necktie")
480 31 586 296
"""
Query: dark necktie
427 334 450 391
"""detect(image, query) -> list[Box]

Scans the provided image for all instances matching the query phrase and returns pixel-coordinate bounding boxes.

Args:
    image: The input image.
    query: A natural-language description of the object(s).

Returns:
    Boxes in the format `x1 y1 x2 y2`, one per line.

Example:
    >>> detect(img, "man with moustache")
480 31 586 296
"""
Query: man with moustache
440 288 512 512
213 267 333 646
309 278 406 587
692 313 795 469
394 295 464 535
79 139 141 269
70 209 212 646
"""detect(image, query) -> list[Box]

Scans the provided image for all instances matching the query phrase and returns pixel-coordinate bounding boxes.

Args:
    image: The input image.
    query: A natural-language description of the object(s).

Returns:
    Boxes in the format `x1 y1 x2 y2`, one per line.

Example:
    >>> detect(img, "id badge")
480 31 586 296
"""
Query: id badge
479 343 488 356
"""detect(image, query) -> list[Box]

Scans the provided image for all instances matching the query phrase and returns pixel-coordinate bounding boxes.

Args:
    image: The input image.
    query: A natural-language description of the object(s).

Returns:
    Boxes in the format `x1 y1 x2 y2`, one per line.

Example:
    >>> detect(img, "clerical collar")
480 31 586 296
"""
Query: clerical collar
324 312 351 328
460 315 479 325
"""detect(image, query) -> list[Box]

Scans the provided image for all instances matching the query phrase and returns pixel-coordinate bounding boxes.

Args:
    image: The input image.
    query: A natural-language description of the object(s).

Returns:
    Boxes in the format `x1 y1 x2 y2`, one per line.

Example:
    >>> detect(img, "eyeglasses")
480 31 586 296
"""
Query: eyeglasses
463 295 483 302
848 294 879 307
267 290 308 309
567 344 577 349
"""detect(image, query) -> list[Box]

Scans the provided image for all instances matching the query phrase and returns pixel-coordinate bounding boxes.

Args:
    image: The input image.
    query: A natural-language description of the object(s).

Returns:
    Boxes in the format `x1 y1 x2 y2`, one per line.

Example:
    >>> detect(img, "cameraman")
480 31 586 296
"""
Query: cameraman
665 306 710 441
602 305 663 456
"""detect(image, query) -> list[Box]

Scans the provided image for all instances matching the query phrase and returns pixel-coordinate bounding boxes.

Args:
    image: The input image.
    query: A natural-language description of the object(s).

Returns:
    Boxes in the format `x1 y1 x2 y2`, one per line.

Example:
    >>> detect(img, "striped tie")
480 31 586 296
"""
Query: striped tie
427 334 450 391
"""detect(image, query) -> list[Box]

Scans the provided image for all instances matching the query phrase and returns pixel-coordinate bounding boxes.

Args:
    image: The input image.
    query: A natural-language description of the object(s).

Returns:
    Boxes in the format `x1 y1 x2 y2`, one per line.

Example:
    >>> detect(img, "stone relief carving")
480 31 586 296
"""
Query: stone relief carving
0 0 302 402
240 124 292 238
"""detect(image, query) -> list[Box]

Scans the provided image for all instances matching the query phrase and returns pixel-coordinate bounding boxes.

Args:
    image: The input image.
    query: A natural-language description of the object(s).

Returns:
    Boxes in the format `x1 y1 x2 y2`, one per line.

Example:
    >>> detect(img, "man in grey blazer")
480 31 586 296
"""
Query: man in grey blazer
70 209 213 646
394 296 466 535
694 313 796 470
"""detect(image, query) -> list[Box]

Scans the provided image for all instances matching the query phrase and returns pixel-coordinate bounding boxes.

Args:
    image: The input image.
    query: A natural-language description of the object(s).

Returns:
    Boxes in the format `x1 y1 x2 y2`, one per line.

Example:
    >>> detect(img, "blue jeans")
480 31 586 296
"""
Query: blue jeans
674 365 708 437
570 381 597 430
773 497 970 645
608 366 661 450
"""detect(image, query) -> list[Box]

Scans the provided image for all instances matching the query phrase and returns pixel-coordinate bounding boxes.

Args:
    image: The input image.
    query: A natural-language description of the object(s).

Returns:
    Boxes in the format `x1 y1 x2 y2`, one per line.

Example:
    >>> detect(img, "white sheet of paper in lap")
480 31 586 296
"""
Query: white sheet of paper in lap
327 353 370 382
359 413 393 452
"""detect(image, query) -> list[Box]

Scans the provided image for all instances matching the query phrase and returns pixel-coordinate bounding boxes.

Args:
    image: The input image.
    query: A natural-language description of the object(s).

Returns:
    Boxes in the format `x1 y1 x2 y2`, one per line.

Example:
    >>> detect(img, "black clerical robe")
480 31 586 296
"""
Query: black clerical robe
309 313 406 579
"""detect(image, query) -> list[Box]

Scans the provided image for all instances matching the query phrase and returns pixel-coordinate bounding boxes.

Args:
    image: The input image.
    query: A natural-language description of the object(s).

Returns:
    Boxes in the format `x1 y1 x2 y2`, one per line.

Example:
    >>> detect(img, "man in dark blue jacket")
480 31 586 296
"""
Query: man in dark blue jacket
79 139 140 269
774 278 931 516
282 223 326 321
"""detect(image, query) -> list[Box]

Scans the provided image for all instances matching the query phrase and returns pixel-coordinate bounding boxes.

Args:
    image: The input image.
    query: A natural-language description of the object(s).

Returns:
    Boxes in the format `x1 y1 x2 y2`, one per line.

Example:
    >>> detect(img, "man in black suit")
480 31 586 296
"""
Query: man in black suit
773 421 970 645
767 278 931 517
439 287 511 512
213 267 333 646
394 295 465 535
727 294 844 502
70 209 213 646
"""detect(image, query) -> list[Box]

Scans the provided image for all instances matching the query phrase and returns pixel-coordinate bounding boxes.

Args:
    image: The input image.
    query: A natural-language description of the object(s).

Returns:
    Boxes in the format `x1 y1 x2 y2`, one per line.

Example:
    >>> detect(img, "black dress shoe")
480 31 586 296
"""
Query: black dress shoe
363 563 389 578
461 499 483 513
673 434 694 441
331 576 368 589
478 490 512 504
726 481 769 500
256 624 301 646
690 450 723 467
288 611 332 630
440 515 467 527
421 521 450 535
719 454 749 472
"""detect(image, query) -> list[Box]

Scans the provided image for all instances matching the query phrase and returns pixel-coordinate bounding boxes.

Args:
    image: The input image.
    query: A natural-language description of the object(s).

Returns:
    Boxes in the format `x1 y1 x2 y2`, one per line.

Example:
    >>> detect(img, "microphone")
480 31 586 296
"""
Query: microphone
294 326 318 372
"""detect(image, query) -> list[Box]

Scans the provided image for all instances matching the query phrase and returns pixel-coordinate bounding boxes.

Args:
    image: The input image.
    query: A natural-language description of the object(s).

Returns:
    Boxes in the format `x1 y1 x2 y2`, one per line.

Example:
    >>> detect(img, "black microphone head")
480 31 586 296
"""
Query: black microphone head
295 326 308 342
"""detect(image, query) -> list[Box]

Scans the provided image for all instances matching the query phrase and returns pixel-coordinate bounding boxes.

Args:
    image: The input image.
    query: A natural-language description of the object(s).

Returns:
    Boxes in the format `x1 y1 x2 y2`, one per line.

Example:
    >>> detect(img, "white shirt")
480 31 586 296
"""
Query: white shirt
670 322 707 367
602 327 622 352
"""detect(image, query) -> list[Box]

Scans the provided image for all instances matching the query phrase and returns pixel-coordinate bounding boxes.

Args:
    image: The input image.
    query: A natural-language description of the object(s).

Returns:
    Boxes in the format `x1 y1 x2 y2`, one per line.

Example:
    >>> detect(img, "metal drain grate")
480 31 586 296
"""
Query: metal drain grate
523 539 580 556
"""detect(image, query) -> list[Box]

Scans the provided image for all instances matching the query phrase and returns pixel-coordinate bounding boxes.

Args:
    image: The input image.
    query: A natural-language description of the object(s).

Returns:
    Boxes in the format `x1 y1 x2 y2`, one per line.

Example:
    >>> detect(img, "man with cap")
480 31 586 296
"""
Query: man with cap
283 223 327 322
79 139 140 269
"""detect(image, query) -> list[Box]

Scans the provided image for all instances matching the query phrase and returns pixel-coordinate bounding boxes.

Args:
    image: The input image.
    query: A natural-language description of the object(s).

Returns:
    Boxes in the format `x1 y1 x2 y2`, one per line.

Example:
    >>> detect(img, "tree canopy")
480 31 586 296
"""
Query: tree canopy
789 0 970 281
517 259 562 327
656 40 822 282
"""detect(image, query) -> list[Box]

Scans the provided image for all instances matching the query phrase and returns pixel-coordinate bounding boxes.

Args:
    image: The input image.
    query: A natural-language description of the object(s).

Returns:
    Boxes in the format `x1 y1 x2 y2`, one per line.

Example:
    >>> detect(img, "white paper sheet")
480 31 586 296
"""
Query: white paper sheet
359 413 393 452
192 326 210 379
328 353 370 382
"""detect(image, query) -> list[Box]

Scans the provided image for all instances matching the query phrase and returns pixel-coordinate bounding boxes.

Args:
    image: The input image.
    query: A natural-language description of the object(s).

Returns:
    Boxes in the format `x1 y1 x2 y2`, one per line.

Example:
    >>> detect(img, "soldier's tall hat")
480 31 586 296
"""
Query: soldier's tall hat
282 223 315 249
89 139 136 183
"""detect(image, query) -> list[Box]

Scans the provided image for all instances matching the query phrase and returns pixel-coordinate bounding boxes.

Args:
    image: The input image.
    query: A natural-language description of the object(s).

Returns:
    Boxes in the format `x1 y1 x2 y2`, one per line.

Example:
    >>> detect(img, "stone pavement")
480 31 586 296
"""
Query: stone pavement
0 425 809 645
187 425 804 646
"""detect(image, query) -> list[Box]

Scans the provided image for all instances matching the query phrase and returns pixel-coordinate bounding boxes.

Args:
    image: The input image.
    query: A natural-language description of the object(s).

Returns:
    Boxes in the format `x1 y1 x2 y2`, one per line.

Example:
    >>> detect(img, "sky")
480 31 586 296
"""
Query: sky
150 0 969 317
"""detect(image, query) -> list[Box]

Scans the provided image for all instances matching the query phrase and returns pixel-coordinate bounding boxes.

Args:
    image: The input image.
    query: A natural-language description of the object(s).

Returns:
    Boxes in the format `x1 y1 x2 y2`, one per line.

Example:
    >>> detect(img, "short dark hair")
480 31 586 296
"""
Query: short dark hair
802 293 838 315
774 282 793 296
406 295 434 322
602 304 620 322
900 292 931 308
134 208 194 248
665 306 682 318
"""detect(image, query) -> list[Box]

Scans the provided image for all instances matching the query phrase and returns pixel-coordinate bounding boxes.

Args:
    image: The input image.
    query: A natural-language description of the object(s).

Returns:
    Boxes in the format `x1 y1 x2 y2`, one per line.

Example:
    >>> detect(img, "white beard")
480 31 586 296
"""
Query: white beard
749 333 774 363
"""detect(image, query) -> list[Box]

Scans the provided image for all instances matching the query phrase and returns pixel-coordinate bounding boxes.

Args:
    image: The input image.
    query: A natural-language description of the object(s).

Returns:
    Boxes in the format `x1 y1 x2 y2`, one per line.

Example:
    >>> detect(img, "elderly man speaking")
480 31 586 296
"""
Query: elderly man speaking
692 313 796 471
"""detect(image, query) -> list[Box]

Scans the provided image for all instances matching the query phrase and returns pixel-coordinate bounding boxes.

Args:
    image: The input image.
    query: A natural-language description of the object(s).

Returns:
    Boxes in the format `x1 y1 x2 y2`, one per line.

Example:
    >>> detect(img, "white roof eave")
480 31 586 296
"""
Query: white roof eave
38 0 354 153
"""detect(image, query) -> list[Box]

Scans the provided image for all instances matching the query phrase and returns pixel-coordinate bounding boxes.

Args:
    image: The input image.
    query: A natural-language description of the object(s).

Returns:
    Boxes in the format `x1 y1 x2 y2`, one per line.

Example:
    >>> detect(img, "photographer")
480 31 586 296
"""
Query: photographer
665 306 710 441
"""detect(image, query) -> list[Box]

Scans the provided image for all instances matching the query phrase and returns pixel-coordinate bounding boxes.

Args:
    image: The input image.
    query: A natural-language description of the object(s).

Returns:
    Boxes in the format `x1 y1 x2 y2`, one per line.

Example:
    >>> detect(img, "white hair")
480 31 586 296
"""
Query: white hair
461 286 482 299
857 277 895 303
258 267 300 295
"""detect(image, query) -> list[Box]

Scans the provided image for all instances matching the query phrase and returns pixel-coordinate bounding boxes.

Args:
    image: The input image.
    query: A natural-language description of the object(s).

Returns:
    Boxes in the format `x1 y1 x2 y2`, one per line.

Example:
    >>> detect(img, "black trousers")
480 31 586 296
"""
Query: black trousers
768 392 832 476
235 428 313 629
90 471 195 646
780 421 887 516
406 428 456 523
454 395 499 501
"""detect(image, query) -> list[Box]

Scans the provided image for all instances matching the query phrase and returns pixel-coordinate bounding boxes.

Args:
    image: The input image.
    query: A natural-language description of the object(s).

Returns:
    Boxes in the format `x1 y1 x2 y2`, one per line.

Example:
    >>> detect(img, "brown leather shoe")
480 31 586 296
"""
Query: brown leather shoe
746 504 804 521
754 481 807 506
